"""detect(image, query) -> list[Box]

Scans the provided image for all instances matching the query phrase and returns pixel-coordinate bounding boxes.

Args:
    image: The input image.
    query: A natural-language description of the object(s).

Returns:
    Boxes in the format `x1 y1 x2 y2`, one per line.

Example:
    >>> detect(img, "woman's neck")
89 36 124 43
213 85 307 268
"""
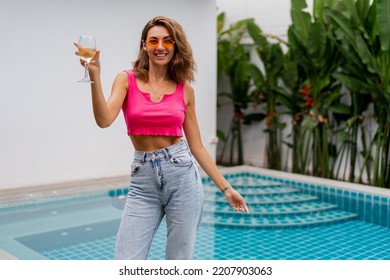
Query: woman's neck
148 65 171 83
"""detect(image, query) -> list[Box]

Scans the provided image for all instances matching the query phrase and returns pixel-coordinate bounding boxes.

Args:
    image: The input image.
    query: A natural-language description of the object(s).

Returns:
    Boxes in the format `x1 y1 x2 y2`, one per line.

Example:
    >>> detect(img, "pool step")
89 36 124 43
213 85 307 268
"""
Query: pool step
202 181 358 229
204 183 297 195
204 192 319 205
201 209 357 229
203 201 337 216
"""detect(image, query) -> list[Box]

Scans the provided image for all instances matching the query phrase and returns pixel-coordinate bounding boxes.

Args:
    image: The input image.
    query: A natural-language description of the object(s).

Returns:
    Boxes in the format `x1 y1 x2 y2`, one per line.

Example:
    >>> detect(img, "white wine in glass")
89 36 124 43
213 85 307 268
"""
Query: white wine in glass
77 35 96 83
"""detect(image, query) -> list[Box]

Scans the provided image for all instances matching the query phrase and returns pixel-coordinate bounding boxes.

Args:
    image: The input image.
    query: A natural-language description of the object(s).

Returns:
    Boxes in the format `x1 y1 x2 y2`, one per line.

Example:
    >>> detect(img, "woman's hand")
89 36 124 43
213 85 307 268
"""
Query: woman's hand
74 41 101 75
223 188 249 213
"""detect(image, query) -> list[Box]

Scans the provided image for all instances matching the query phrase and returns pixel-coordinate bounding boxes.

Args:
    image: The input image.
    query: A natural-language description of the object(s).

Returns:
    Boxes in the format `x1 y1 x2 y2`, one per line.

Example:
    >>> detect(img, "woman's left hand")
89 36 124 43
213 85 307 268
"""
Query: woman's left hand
223 188 249 213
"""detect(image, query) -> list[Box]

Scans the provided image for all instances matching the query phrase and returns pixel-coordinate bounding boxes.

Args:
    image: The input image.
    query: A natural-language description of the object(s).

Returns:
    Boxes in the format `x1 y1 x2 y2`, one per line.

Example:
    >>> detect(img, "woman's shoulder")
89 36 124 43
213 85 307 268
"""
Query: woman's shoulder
117 69 136 82
183 82 194 93
121 69 134 76
112 70 131 89
183 82 195 106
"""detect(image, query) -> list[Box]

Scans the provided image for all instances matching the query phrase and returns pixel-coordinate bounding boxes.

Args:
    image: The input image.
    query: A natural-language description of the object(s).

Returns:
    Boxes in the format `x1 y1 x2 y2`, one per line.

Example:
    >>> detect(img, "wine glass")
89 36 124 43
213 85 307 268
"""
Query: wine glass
77 35 96 83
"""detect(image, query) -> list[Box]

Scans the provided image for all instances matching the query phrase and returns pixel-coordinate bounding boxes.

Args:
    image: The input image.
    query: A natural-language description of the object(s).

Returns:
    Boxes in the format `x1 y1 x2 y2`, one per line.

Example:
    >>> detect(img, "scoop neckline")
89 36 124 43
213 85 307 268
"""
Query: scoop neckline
134 76 178 104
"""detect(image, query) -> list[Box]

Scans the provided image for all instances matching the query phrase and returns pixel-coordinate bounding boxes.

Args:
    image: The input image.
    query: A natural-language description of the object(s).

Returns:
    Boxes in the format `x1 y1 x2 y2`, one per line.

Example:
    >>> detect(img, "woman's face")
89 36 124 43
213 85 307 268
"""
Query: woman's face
143 26 175 67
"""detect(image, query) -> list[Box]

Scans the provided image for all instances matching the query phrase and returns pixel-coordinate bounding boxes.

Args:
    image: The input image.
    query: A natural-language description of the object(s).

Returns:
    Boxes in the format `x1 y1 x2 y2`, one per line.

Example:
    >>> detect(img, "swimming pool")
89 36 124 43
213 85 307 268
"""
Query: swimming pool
1 166 390 260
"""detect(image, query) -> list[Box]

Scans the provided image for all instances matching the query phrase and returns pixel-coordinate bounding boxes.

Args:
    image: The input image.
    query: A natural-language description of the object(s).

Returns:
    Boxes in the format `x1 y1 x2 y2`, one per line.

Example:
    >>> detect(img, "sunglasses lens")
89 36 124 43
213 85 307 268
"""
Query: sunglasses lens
147 39 159 47
163 39 175 47
146 39 175 48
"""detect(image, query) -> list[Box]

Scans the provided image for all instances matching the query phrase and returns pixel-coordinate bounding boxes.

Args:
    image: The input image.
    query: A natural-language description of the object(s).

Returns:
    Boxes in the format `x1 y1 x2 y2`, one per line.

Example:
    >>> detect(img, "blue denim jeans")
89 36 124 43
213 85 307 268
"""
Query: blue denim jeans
114 141 204 260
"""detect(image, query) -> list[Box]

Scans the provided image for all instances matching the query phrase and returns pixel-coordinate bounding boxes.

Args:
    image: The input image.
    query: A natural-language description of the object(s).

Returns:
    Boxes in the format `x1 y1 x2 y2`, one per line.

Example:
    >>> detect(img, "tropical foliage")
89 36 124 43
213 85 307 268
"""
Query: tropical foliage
217 13 262 165
216 0 390 188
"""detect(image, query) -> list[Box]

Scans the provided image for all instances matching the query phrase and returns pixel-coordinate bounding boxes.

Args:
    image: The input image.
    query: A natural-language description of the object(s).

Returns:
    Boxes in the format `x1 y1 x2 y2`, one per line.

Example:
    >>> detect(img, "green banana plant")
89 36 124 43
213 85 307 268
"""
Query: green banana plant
216 12 255 165
324 0 390 187
287 0 346 178
246 21 287 170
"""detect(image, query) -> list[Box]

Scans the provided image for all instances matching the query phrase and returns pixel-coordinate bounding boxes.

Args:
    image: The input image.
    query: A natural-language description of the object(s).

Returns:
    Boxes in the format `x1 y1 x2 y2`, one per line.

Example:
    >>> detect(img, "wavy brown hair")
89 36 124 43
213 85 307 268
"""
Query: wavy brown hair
133 16 196 83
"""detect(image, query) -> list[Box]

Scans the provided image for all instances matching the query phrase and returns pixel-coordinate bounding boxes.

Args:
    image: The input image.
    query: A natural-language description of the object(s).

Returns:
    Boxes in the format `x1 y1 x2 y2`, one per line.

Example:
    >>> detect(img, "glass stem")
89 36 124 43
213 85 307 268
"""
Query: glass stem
84 62 89 80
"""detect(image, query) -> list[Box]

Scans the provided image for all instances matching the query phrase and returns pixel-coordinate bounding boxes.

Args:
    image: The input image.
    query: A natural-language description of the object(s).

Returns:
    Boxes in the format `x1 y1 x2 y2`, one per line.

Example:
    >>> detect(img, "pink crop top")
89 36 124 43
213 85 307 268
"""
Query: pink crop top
121 70 186 136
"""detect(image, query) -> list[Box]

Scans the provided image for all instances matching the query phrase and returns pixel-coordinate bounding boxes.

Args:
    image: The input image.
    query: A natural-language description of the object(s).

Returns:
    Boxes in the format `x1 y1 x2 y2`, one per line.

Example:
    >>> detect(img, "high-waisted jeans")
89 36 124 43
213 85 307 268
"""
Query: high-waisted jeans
114 141 204 260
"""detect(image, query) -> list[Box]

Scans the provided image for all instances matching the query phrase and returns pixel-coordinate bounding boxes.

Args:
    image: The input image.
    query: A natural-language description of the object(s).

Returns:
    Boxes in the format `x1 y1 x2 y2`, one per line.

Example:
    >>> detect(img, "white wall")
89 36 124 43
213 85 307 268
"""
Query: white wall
217 0 313 37
0 0 216 189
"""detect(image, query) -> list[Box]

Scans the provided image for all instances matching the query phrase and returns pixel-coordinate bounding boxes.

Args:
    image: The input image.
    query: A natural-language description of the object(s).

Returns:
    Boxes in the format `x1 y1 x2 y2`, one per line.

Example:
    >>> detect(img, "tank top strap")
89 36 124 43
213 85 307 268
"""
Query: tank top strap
123 70 137 94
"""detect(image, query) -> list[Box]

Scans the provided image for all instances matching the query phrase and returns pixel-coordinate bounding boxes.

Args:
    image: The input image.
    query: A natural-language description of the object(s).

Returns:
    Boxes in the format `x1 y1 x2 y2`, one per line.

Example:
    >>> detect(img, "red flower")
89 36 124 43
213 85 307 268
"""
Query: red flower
305 97 313 107
299 84 313 108
299 84 312 96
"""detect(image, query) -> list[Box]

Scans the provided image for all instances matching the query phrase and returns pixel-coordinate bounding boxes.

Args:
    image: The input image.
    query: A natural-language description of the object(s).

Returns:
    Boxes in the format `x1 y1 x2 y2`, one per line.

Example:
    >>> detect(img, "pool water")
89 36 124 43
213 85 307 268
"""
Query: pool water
1 171 390 260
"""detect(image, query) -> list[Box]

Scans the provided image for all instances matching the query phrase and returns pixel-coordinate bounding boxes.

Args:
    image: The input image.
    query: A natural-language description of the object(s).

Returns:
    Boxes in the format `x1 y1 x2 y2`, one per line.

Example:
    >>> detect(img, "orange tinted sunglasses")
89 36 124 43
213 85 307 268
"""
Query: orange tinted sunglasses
146 38 175 48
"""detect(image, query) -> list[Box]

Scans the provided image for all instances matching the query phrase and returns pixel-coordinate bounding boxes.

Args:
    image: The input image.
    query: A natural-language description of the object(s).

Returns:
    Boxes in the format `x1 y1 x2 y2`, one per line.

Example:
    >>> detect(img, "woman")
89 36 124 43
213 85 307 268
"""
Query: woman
75 16 248 260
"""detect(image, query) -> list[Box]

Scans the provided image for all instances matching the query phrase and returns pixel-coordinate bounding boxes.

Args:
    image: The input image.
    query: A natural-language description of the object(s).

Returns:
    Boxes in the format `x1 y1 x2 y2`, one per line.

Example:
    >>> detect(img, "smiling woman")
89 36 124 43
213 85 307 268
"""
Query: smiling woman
142 27 176 70
74 15 248 260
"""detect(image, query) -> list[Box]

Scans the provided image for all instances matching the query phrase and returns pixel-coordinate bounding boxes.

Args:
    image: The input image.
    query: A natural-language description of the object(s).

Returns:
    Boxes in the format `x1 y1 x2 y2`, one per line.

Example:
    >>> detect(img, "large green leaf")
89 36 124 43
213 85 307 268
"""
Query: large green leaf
247 21 268 48
378 0 390 51
248 64 265 89
221 18 254 44
355 31 380 74
217 12 225 35
287 27 311 72
355 0 370 23
281 55 299 89
329 104 352 115
323 8 356 44
291 0 308 11
217 41 232 77
267 44 284 80
278 92 300 112
291 0 312 43
332 72 372 92
313 0 324 22
378 51 390 83
341 0 361 28
306 22 327 66
365 0 378 43
321 84 343 110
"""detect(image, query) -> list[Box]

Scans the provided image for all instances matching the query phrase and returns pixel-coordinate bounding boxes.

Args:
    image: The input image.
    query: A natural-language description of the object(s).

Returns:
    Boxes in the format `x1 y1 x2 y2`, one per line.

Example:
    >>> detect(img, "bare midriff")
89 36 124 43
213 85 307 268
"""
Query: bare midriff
130 135 183 152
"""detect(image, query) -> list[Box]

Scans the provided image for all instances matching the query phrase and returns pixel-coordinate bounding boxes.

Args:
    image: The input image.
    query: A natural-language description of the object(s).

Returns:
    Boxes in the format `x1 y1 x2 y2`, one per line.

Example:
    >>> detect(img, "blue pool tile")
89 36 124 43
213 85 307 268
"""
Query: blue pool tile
291 181 296 186
365 195 372 223
357 193 365 219
108 190 115 197
321 187 327 202
388 203 390 228
336 195 343 208
336 189 343 203
329 188 336 204
343 191 350 211
373 201 380 225
350 193 357 214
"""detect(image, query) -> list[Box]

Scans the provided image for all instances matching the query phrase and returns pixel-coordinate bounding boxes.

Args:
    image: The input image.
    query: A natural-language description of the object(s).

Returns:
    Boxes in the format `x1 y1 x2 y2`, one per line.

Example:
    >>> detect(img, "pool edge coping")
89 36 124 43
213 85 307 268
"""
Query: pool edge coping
215 165 390 198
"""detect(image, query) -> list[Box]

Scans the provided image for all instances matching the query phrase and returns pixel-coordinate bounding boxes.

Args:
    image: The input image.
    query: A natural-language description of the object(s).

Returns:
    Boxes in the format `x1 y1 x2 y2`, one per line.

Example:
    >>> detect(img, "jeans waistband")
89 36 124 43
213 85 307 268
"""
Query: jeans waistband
134 140 189 163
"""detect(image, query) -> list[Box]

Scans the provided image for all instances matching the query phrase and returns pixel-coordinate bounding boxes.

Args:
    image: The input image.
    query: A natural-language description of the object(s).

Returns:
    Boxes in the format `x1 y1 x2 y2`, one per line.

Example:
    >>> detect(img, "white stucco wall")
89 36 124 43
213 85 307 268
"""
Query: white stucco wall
0 0 216 189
